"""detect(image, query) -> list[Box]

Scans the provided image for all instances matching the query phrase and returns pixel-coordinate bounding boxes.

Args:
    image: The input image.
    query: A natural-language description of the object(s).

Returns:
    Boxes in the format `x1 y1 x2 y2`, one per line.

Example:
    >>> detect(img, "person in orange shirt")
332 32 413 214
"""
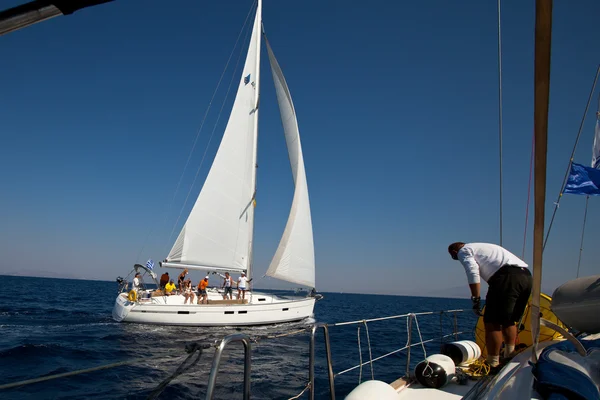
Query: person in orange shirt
197 276 209 304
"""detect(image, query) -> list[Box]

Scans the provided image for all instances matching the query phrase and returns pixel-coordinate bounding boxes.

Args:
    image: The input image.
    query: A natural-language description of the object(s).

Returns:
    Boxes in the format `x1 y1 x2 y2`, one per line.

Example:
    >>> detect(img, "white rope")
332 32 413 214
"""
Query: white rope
287 382 310 400
413 315 434 378
357 325 363 383
413 315 428 360
363 321 374 380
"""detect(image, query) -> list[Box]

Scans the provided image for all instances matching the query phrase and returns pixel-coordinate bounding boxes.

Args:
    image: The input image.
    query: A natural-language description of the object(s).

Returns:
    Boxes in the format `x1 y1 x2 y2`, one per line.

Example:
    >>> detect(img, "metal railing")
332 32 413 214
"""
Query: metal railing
206 334 252 400
205 309 467 399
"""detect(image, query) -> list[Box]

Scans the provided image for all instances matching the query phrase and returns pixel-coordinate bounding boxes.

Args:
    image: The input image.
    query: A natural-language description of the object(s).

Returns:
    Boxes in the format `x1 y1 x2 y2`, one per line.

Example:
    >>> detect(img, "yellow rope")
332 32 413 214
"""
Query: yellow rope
466 359 490 377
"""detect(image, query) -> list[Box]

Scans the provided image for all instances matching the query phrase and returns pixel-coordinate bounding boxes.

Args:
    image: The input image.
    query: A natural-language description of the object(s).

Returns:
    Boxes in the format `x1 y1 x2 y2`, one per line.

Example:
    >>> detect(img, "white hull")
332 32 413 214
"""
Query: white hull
112 289 315 326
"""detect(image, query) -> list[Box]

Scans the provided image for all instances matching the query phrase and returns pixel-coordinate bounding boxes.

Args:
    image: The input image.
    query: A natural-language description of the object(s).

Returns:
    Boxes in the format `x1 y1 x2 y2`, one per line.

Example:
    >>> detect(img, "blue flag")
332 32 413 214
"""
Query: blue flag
564 162 600 196
146 259 154 270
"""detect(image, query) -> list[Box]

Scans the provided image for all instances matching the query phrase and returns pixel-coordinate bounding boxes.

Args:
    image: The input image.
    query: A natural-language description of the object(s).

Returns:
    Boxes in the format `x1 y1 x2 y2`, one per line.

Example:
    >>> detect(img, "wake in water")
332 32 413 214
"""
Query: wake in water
0 276 474 399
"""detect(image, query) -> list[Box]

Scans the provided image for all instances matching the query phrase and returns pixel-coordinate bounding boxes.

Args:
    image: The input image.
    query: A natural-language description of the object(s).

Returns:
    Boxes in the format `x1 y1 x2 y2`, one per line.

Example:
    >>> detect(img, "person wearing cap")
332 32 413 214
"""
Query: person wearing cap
132 272 142 292
448 242 532 370
165 279 176 295
237 272 253 300
197 276 209 304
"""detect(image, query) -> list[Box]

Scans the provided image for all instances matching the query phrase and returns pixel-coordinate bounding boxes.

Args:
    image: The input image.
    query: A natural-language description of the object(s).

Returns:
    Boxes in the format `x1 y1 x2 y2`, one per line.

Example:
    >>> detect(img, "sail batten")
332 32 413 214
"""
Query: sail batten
166 5 262 272
264 35 316 288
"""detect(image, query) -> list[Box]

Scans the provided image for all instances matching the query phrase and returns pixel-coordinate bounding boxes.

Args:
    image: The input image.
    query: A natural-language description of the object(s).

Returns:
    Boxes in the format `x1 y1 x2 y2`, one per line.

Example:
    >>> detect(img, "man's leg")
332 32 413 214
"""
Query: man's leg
484 269 512 367
485 322 503 366
501 324 517 357
504 268 533 357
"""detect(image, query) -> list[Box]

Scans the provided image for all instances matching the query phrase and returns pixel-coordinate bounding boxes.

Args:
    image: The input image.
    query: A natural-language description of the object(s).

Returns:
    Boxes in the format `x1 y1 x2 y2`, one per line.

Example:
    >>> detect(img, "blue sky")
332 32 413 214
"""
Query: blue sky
1 0 599 296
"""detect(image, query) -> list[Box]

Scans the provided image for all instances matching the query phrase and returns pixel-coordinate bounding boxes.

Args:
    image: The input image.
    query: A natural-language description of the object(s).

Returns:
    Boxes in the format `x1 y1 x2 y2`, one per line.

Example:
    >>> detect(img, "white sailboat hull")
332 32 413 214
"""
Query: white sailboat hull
112 290 315 326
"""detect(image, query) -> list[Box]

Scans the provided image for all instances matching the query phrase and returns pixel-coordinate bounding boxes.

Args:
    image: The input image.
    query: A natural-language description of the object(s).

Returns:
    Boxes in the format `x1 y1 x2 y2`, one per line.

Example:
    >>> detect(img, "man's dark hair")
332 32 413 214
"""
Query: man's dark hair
448 242 465 254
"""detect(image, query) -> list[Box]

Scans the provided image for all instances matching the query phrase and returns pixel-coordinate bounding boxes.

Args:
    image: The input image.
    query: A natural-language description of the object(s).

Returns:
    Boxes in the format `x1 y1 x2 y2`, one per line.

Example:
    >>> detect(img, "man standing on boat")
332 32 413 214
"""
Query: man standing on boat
448 242 532 369
197 276 209 305
237 272 252 300
132 272 142 292
220 272 233 300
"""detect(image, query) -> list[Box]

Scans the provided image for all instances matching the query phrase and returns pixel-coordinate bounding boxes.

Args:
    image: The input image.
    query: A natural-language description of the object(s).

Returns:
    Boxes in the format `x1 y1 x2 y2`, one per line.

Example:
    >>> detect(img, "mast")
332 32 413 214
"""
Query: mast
247 0 262 280
531 0 553 362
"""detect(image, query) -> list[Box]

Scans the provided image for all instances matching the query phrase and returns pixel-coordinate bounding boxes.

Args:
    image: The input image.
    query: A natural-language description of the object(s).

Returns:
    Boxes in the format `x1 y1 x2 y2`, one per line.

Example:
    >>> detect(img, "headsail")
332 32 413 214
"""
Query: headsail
165 2 262 273
264 34 316 288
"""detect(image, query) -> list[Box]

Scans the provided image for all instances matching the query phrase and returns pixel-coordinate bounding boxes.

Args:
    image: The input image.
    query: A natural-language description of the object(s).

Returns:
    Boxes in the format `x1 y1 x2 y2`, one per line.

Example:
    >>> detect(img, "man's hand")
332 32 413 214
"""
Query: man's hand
471 296 483 317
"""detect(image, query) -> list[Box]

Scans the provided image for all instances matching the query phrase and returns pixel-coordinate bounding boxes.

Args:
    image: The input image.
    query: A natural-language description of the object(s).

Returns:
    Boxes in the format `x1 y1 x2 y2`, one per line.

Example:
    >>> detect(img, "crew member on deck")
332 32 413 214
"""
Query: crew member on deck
165 279 176 295
132 272 142 292
448 242 533 370
178 269 189 292
237 272 252 300
197 276 209 304
183 279 195 305
220 272 233 300
159 272 169 290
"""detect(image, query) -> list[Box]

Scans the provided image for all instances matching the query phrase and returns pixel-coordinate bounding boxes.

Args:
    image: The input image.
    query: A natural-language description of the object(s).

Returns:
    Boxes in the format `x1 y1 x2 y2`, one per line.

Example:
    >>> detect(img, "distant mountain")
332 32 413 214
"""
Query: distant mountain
0 269 102 281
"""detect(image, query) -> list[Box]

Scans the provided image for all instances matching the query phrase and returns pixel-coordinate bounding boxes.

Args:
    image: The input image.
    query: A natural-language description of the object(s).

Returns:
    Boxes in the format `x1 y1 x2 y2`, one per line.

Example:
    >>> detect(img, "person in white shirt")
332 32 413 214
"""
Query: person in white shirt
448 242 532 370
219 272 233 300
132 273 142 292
237 272 253 300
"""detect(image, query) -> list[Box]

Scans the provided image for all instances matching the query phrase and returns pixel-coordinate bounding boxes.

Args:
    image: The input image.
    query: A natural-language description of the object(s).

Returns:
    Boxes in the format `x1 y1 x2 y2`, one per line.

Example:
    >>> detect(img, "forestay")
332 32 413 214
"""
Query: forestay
165 3 262 272
264 35 316 288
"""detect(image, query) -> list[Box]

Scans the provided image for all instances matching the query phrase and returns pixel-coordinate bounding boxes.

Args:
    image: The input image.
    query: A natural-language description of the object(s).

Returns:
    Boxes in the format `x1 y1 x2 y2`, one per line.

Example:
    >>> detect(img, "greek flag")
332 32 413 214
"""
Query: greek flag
244 74 251 85
146 259 154 270
564 115 600 196
564 162 600 196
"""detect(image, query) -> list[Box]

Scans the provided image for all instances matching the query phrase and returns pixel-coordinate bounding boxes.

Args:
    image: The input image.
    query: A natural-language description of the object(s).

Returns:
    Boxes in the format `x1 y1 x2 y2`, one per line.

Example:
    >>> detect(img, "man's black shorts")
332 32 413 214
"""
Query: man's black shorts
484 265 533 326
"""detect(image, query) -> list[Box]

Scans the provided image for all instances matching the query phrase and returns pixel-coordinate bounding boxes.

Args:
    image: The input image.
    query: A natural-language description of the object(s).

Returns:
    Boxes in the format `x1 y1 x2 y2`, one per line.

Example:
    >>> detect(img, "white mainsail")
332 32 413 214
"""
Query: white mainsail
264 35 316 288
165 2 262 272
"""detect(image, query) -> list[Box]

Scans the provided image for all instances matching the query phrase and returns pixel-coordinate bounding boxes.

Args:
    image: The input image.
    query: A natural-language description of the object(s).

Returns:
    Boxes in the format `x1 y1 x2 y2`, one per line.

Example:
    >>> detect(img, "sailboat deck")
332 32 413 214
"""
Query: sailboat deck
206 299 249 305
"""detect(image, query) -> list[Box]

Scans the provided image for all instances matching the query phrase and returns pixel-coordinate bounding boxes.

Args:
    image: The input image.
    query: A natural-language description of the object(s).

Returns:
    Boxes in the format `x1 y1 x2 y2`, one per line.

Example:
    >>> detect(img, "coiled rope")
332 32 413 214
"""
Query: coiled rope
467 359 491 378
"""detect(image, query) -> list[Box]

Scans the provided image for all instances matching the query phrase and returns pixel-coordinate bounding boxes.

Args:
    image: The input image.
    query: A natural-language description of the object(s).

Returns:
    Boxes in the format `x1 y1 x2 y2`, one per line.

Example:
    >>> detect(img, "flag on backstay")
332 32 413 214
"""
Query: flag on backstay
565 116 600 196
564 162 600 196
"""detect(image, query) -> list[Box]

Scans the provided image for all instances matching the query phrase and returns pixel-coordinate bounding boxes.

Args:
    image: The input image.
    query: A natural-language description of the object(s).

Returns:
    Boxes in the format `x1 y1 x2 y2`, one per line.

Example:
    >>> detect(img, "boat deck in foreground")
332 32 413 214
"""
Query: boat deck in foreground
393 341 558 399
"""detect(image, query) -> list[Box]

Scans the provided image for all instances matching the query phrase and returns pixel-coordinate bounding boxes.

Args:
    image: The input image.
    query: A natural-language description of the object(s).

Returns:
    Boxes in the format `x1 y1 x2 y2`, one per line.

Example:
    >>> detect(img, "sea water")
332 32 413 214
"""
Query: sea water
0 275 475 399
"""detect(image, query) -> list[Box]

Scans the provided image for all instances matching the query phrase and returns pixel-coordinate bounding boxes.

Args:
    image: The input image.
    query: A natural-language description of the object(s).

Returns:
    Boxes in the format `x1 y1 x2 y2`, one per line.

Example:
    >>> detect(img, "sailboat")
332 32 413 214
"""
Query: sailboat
112 0 321 326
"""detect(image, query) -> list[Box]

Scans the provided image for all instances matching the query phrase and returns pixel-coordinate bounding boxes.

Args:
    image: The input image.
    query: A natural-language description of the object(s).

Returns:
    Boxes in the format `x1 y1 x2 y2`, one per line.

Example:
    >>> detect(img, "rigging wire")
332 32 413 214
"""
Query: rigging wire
497 0 504 246
576 196 589 278
575 95 600 277
162 1 258 255
543 64 600 251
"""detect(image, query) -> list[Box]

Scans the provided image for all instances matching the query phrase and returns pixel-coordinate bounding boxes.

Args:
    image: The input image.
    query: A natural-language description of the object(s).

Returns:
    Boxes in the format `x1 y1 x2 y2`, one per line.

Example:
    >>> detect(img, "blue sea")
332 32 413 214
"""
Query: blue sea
0 276 476 399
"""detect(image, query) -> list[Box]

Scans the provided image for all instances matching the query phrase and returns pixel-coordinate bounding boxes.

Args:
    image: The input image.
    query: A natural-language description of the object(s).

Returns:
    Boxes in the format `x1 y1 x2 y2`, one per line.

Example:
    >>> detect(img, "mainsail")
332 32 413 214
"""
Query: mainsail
164 3 262 272
264 35 316 288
